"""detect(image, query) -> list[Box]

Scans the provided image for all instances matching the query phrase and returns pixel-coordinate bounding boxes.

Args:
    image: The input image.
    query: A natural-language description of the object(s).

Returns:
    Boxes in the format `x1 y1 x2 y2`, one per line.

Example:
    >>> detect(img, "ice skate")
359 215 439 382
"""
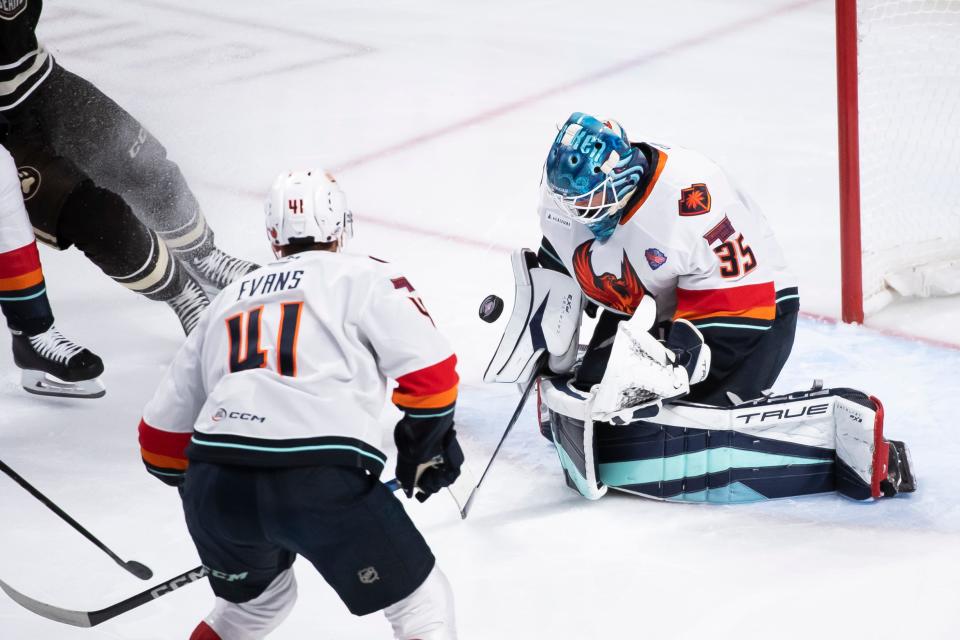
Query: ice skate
11 327 105 399
166 277 210 335
189 247 259 293
881 440 916 497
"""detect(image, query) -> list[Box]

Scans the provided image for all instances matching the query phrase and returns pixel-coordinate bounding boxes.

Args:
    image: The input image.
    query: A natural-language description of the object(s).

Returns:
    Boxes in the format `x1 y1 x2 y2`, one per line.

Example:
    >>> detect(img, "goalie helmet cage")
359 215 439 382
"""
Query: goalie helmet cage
836 0 960 324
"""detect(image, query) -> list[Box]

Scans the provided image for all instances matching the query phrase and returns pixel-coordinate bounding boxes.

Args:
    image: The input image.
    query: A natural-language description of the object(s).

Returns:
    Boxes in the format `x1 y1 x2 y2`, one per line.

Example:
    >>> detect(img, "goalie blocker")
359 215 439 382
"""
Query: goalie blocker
539 376 915 503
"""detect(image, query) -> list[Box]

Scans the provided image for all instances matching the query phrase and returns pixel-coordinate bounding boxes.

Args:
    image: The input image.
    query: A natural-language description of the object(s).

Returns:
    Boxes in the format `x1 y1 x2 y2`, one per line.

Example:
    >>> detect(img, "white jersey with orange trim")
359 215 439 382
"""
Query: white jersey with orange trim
537 142 796 329
138 250 458 483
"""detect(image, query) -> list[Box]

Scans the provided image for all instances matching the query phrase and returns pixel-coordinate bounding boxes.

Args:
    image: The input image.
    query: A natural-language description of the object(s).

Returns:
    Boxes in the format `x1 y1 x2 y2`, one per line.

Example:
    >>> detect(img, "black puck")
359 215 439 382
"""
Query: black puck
479 294 504 323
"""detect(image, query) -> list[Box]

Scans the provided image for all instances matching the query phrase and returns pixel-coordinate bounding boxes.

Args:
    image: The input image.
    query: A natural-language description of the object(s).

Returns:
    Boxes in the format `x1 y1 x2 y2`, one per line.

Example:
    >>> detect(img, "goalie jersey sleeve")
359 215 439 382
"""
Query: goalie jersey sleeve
137 251 457 485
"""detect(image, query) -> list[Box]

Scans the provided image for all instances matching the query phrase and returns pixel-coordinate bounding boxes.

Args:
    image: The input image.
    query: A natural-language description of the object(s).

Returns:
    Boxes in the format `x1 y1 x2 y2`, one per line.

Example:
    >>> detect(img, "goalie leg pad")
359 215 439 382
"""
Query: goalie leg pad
596 416 835 503
542 379 915 503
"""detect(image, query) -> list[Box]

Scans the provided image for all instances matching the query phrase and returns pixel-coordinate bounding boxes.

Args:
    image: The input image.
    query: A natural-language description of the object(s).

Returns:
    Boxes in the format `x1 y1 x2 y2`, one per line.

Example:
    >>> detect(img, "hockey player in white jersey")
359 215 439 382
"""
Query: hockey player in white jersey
138 171 460 639
0 143 103 398
486 113 914 504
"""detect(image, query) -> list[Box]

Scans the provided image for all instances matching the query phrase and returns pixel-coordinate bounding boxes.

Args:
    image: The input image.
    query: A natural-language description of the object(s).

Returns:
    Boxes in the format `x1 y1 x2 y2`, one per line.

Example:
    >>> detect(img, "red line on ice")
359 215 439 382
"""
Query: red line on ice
204 0 960 350
331 0 822 172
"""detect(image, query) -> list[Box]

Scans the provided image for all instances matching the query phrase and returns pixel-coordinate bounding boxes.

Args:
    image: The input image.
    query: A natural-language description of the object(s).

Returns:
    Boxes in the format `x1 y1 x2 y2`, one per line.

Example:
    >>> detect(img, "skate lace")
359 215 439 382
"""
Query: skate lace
29 328 85 365
193 249 254 287
168 280 208 332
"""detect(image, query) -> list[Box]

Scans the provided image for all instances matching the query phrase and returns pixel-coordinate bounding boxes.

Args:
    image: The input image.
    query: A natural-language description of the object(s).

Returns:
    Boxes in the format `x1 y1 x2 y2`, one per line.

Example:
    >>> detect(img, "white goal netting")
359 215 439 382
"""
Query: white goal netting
856 0 960 313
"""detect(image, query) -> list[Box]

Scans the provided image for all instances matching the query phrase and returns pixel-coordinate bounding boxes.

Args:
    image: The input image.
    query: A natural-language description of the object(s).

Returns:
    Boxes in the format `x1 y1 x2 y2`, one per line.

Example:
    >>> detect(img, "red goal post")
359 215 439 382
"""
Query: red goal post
835 0 960 324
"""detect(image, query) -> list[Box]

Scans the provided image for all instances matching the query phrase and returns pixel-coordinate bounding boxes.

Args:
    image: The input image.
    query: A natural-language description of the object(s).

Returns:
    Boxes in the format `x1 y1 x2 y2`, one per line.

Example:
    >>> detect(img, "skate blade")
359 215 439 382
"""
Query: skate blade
21 370 106 399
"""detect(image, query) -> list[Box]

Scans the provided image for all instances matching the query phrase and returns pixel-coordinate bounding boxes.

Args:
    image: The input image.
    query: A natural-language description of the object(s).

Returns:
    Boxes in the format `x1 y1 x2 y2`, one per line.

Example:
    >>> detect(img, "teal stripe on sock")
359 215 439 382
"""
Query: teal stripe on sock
0 287 46 302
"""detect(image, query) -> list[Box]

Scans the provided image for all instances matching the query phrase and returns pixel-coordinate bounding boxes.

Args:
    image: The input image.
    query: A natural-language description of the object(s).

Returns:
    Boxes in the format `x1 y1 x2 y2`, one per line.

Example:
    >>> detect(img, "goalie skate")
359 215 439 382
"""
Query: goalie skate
12 327 105 399
881 440 916 497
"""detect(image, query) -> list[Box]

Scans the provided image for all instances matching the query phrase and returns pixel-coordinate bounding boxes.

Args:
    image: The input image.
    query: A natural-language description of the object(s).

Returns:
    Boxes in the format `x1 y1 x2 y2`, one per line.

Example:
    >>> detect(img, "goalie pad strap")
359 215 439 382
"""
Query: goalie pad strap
539 377 606 500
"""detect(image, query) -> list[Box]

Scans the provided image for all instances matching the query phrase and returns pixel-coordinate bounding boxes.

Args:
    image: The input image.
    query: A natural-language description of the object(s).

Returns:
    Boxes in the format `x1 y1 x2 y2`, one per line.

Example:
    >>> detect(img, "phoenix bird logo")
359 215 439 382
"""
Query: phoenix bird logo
572 240 646 315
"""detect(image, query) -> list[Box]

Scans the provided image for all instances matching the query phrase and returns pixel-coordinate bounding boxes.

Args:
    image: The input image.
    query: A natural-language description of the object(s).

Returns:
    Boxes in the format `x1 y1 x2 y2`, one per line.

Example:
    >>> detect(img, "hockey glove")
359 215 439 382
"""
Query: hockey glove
395 424 464 503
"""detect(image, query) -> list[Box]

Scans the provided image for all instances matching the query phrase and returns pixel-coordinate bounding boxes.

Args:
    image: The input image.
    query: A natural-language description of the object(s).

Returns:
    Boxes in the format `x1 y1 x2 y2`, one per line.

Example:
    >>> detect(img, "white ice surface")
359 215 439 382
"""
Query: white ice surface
2 1 959 638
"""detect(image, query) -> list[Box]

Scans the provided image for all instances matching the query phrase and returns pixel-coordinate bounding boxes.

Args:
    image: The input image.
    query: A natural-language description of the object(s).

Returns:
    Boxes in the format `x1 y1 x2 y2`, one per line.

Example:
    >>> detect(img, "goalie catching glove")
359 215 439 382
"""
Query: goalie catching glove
592 296 711 421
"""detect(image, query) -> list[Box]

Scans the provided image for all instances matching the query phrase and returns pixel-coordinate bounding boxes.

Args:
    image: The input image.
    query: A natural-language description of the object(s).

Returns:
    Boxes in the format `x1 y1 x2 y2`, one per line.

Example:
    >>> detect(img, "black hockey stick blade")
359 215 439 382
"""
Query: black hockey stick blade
460 373 540 519
0 459 153 580
0 566 207 628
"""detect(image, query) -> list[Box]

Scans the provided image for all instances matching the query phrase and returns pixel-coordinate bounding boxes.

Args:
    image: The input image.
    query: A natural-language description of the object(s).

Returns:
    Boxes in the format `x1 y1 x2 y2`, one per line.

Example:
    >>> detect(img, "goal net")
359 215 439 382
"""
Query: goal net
838 0 960 320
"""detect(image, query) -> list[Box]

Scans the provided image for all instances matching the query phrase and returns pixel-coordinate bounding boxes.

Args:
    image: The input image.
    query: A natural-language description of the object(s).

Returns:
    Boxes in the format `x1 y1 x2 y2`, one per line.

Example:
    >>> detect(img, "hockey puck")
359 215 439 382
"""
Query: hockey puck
479 294 504 323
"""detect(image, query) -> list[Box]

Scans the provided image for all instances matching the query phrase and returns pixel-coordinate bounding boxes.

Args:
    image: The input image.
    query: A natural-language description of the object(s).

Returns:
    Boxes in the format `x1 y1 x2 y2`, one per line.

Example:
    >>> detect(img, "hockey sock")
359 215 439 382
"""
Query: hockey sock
58 181 198 302
0 241 53 336
383 565 457 640
189 621 222 640
203 568 297 640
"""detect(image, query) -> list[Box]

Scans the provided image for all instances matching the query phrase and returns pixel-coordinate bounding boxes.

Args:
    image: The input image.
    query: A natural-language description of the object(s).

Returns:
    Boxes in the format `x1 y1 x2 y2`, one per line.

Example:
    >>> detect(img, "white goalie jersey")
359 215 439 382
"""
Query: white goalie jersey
138 251 459 483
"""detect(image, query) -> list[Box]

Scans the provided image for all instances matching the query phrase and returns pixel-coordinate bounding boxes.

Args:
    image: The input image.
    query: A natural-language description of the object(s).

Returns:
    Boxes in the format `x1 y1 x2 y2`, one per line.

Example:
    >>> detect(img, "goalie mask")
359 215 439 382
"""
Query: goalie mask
545 113 647 236
265 170 353 253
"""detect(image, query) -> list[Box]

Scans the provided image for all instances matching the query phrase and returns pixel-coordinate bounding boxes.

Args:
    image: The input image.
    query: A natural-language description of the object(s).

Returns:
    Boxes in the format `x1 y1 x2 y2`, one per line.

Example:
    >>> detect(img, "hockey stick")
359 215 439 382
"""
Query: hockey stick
0 459 153 580
460 373 539 519
0 478 403 627
0 565 207 628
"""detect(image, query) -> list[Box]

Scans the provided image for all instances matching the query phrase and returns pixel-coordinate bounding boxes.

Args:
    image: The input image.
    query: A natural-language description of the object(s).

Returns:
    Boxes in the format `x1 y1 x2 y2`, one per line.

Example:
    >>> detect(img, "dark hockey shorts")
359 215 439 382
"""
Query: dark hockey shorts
181 462 436 616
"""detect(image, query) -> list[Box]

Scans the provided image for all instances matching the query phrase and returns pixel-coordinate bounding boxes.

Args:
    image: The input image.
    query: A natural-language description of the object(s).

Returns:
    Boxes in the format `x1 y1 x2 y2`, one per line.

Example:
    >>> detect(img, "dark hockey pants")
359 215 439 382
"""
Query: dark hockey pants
181 462 436 616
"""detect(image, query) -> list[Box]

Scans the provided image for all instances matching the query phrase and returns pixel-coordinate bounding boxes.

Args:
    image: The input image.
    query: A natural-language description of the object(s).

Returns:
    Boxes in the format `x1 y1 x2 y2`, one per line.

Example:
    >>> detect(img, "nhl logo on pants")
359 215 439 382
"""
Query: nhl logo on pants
358 566 380 584
0 0 28 20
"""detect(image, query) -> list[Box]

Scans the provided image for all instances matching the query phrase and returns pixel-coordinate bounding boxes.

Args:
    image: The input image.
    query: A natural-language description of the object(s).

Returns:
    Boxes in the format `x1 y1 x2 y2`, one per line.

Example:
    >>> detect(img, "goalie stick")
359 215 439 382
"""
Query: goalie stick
0 459 153 580
461 371 540 518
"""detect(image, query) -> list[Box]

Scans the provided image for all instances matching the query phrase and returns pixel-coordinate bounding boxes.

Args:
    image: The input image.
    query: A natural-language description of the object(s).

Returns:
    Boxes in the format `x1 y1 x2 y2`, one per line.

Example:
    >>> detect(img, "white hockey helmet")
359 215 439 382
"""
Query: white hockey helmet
265 170 353 252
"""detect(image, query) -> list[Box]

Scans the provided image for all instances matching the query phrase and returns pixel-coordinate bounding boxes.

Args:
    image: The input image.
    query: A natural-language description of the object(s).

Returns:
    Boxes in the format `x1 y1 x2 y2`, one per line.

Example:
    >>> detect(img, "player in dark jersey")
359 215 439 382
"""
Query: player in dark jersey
0 0 258 334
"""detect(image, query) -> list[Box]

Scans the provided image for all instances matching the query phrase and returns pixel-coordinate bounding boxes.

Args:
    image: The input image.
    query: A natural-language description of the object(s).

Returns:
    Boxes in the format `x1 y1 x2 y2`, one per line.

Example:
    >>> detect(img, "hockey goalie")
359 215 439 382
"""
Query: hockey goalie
484 113 915 503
